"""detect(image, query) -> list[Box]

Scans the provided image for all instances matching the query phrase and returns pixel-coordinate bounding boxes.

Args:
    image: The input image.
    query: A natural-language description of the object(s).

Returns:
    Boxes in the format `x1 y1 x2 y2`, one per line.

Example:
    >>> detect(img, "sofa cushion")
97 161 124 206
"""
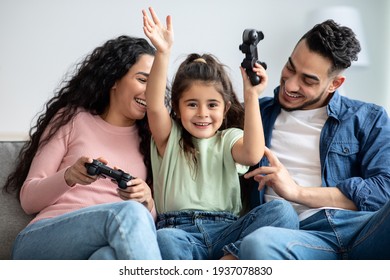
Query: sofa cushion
0 141 34 259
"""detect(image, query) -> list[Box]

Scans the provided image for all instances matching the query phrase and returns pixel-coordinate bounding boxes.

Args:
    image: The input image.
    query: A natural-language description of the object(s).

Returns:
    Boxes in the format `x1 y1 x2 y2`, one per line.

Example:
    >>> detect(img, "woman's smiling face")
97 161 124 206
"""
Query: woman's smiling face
107 54 154 126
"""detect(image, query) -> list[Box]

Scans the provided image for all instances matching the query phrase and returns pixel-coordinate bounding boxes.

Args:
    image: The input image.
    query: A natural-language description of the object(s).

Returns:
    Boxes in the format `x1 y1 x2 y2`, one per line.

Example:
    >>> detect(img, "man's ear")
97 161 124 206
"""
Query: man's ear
329 75 345 92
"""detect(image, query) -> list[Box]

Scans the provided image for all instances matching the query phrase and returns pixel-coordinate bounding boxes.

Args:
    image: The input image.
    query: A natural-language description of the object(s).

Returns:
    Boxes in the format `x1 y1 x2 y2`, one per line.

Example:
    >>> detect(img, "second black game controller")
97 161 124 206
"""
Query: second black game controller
239 29 267 86
85 159 134 189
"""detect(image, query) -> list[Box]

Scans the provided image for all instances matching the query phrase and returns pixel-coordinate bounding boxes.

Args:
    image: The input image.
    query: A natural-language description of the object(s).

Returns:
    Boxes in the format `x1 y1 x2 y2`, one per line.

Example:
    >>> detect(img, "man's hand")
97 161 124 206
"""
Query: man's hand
244 147 300 202
244 147 357 210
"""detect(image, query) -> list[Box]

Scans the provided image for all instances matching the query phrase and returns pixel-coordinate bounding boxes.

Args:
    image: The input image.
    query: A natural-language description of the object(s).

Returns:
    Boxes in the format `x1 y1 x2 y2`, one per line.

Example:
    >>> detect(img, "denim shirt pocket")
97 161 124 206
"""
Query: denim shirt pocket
327 142 360 182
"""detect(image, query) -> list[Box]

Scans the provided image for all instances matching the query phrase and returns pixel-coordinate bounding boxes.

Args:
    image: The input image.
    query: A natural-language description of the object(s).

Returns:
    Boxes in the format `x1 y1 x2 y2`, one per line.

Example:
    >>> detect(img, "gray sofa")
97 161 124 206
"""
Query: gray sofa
0 141 34 259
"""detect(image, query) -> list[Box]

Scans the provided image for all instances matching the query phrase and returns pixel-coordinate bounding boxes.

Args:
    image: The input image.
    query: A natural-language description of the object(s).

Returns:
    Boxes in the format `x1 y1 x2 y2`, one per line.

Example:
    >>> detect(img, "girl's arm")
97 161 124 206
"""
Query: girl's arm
142 7 174 157
231 64 268 166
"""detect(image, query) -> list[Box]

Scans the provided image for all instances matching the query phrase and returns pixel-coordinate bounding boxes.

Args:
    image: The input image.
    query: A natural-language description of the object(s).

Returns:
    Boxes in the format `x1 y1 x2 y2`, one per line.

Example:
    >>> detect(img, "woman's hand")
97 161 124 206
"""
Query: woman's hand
64 156 108 187
117 178 155 212
142 7 173 53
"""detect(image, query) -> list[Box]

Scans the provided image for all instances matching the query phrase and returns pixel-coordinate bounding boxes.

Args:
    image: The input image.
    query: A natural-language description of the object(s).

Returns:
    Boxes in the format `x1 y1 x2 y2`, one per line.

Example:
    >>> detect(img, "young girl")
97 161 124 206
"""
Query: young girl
142 7 298 259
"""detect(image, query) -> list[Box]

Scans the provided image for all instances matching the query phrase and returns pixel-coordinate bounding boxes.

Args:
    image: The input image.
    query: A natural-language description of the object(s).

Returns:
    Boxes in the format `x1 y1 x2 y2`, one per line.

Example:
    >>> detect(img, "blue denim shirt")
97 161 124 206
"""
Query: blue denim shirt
257 86 390 211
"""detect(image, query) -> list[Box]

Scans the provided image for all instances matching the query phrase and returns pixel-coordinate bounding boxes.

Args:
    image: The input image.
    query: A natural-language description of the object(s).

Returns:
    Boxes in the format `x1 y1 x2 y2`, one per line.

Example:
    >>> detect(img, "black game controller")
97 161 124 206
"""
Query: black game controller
85 159 134 189
239 29 267 86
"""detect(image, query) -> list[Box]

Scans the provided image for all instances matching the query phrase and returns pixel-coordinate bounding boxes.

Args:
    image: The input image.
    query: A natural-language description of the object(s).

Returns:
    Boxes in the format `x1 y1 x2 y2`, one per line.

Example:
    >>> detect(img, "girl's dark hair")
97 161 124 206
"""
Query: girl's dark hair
299 19 361 74
170 53 244 169
3 35 156 197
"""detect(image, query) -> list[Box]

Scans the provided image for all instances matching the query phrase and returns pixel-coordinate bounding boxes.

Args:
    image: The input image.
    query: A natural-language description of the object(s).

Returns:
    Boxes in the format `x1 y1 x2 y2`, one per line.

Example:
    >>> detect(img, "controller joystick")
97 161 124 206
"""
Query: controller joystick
239 29 267 86
85 159 134 189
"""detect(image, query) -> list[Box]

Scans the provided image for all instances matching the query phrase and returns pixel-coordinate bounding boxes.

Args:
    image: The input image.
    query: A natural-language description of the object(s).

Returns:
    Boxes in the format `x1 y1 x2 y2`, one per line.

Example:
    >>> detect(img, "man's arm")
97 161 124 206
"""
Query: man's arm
244 147 357 210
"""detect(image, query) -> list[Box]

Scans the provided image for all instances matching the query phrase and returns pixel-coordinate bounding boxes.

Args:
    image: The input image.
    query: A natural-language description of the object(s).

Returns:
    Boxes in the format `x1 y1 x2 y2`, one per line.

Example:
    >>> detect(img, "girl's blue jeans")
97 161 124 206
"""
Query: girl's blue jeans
239 200 390 259
12 201 161 260
156 199 299 259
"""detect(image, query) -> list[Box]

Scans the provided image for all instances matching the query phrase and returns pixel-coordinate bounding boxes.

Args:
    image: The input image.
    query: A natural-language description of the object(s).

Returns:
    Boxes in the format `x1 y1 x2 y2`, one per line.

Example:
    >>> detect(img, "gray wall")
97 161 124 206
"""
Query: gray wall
1 0 389 139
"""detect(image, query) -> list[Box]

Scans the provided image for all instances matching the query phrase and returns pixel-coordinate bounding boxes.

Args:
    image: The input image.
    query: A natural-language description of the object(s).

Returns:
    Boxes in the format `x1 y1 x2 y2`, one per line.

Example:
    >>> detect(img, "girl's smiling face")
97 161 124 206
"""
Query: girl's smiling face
177 82 230 139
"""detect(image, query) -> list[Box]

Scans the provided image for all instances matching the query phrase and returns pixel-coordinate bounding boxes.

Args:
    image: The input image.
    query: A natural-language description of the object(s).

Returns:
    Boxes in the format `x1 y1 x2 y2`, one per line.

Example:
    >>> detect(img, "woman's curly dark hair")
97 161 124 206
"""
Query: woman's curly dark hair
3 35 156 197
300 19 361 74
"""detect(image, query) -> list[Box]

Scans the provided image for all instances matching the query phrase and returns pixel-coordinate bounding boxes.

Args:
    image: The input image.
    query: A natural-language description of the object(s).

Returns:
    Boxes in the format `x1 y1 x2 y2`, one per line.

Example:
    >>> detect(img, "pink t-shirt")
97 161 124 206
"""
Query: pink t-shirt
20 110 153 224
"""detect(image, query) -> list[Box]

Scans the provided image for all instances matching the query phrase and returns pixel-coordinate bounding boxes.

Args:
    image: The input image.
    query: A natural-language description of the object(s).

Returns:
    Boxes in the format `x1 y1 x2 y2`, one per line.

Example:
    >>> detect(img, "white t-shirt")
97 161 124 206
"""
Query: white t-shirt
265 107 328 220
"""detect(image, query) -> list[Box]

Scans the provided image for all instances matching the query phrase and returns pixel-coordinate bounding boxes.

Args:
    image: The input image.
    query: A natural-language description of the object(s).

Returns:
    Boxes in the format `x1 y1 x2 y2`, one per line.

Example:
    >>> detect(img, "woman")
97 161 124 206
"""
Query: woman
3 35 161 260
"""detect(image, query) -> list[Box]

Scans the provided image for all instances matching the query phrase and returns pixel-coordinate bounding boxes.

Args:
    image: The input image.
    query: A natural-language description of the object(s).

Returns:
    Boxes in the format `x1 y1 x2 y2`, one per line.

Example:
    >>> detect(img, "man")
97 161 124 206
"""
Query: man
240 19 390 259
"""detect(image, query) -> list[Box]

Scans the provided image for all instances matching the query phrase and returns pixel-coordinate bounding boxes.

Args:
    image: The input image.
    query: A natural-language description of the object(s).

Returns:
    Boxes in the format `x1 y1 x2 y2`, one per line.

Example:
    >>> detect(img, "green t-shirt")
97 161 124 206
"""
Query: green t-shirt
151 121 248 215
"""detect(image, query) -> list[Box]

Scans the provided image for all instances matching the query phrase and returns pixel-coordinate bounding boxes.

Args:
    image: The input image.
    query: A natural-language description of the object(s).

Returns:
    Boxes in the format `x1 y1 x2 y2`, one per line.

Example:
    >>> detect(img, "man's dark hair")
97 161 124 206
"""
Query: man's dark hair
299 19 361 73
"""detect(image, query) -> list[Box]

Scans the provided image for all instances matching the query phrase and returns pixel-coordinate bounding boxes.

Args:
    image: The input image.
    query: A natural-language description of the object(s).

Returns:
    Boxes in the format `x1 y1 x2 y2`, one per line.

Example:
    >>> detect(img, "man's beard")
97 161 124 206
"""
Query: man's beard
279 87 329 112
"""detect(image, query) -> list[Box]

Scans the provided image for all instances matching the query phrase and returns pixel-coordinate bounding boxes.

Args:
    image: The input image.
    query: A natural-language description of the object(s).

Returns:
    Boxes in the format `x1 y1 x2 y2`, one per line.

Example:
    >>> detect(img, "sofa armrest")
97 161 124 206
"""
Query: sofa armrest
0 141 34 259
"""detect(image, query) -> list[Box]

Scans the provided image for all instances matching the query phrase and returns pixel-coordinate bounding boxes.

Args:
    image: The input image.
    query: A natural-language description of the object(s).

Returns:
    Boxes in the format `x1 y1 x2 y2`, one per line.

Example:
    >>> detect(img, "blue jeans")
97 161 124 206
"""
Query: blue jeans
156 200 299 259
239 200 390 259
12 201 161 260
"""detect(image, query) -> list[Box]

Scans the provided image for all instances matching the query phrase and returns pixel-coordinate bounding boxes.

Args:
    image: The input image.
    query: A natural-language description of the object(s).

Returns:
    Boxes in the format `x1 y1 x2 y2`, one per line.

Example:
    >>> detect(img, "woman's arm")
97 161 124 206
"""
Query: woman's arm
20 126 74 214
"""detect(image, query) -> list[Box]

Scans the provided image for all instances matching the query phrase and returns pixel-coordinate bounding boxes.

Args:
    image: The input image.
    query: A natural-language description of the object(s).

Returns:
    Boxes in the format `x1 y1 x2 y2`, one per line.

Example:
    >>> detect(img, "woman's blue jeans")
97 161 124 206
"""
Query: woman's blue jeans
156 200 299 259
12 201 161 260
239 200 390 259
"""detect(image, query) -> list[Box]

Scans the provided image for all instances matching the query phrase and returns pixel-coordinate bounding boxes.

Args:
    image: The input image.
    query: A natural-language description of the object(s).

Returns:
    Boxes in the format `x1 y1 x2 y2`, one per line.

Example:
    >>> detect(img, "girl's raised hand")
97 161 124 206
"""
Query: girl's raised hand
142 7 173 53
240 62 268 99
